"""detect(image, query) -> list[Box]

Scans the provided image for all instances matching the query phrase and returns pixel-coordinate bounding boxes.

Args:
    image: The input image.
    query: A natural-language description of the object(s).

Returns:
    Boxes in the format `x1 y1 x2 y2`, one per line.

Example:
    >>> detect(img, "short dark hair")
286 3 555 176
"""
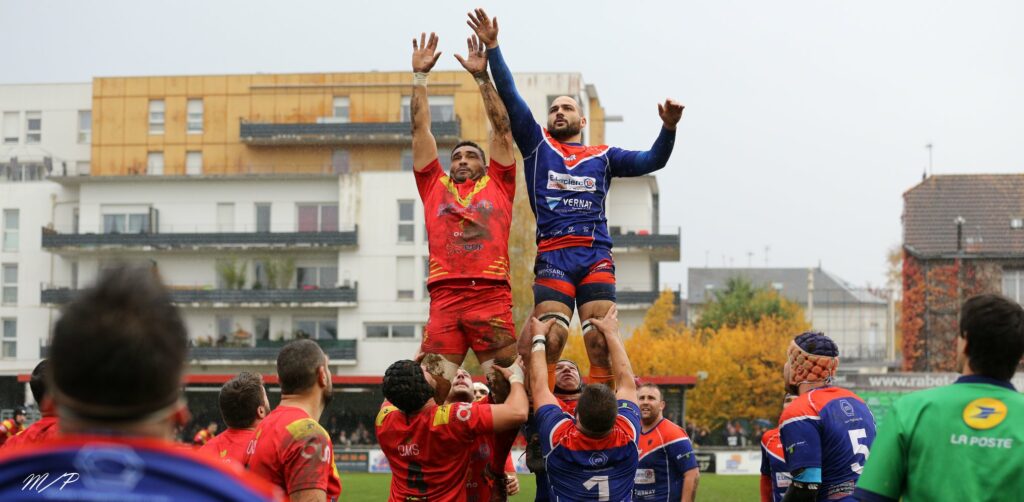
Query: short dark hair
49 265 187 420
638 382 662 401
576 384 618 437
383 359 434 414
219 372 265 429
29 360 48 404
277 339 326 394
959 294 1024 380
450 140 486 164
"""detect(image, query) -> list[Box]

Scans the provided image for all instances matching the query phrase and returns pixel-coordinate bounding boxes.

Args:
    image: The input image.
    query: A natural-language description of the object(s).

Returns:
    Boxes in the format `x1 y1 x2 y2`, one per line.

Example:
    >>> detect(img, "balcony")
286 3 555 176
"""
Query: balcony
616 289 681 310
41 227 358 252
41 286 358 308
610 226 680 260
41 339 357 364
239 120 461 146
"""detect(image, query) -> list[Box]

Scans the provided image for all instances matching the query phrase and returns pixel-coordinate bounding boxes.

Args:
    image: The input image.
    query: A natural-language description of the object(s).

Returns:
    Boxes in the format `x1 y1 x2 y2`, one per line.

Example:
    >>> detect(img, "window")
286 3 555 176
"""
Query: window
294 318 337 340
1003 270 1024 304
149 100 165 134
78 110 92 143
253 260 269 288
396 257 414 299
187 99 203 133
401 149 414 172
297 204 338 232
401 95 454 122
1 318 14 359
216 315 234 339
332 149 350 175
186 151 203 176
297 266 338 289
365 323 417 339
253 317 270 342
102 212 149 234
2 210 18 252
2 264 16 305
397 200 414 243
2 112 17 144
1012 218 1024 230
423 256 430 297
147 152 164 175
255 203 272 232
333 97 350 122
25 111 41 144
76 161 91 176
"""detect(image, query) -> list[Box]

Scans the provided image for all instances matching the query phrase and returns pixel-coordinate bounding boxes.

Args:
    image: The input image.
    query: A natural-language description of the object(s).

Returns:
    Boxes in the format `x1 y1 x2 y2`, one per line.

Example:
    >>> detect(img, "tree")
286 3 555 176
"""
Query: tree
695 277 801 331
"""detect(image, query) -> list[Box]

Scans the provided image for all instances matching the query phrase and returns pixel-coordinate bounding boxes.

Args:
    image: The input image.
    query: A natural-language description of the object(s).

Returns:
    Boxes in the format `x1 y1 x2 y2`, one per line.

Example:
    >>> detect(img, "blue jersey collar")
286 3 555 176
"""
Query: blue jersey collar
955 374 1016 391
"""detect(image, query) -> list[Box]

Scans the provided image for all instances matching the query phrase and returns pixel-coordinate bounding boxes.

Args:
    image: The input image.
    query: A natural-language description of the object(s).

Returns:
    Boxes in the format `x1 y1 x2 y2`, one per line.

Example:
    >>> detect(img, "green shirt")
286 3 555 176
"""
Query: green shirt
854 375 1024 502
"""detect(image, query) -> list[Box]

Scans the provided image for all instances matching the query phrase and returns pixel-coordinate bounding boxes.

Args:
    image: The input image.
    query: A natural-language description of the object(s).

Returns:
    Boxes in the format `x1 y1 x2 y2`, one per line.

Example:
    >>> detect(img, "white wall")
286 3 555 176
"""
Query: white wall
0 83 91 172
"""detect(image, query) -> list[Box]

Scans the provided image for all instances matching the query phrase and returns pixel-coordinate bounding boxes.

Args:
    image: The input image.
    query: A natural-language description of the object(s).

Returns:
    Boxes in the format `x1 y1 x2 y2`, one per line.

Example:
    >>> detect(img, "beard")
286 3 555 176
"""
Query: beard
448 388 474 404
548 120 582 142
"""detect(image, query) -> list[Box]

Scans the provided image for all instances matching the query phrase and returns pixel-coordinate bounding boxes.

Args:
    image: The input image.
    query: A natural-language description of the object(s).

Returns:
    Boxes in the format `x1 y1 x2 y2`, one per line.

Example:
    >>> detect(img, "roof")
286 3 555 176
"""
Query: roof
687 267 886 306
903 174 1024 257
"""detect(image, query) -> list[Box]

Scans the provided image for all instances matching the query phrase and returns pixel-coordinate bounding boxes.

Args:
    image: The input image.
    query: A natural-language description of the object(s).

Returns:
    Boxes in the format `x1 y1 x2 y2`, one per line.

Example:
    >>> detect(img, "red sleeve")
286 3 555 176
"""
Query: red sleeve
280 419 334 494
488 159 517 197
413 158 443 202
504 452 515 473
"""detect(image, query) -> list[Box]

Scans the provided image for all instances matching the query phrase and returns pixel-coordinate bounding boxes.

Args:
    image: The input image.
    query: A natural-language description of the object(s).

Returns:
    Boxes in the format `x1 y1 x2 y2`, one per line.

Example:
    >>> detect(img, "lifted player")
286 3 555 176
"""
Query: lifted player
411 31 519 405
635 383 700 502
778 332 875 502
377 358 528 501
468 8 684 390
528 306 641 501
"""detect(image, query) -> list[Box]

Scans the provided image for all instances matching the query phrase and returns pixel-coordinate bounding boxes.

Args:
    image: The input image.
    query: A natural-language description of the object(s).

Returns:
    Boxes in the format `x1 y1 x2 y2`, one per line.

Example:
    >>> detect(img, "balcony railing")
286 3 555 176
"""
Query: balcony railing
616 289 681 309
610 226 681 260
42 286 358 307
41 227 358 251
42 338 357 363
239 120 461 146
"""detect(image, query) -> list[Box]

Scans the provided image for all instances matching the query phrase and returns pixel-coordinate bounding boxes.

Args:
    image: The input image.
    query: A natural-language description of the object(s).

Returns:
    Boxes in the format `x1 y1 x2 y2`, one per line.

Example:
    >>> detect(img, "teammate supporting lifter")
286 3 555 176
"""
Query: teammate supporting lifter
467 8 685 389
411 31 519 402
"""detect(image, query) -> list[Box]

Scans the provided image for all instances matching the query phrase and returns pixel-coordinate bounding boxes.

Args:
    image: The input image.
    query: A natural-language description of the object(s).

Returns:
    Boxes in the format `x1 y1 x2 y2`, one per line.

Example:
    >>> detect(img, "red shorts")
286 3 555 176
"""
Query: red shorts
423 280 515 355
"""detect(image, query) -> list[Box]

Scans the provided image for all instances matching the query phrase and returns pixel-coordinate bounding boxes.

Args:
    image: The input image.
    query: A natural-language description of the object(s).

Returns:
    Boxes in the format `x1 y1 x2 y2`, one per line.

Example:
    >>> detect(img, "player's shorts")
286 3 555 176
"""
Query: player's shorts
533 247 616 309
422 279 515 355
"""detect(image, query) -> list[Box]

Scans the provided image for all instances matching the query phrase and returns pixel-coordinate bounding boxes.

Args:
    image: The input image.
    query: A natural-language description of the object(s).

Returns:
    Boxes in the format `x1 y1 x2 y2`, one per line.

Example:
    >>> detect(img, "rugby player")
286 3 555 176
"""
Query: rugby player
376 357 528 501
760 395 797 502
634 383 700 502
411 31 519 405
528 305 641 500
526 358 584 501
245 340 341 501
193 421 218 446
854 294 1024 501
0 265 283 501
1 360 57 449
0 406 25 446
778 332 875 502
200 371 270 465
468 8 684 390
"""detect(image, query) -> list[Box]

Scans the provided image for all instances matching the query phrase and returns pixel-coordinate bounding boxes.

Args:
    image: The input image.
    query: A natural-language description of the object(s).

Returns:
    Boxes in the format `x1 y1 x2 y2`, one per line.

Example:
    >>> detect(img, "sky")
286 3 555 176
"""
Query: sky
5 0 1022 294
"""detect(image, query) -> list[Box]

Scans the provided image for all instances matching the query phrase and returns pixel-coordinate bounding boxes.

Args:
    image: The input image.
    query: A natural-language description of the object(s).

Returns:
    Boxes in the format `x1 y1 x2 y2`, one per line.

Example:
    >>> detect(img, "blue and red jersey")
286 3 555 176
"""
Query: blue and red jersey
634 418 698 501
759 428 790 502
0 435 283 501
779 387 876 501
536 399 641 501
487 46 676 254
528 397 579 502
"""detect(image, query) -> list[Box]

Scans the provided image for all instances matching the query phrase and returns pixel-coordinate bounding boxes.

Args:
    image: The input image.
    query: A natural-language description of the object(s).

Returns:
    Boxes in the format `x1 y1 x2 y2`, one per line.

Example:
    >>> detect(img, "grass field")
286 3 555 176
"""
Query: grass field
338 473 761 501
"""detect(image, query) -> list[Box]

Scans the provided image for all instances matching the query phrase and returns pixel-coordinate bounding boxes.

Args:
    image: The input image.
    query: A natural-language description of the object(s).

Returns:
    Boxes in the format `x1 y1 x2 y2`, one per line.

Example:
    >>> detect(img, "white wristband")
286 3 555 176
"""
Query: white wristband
413 72 428 86
532 334 546 345
508 365 525 385
531 343 546 353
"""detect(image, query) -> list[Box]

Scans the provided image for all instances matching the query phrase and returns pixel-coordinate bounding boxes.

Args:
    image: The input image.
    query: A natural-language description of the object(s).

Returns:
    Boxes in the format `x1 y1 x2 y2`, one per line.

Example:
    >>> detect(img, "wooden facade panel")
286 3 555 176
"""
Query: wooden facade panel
203 95 228 144
122 97 149 145
163 96 188 143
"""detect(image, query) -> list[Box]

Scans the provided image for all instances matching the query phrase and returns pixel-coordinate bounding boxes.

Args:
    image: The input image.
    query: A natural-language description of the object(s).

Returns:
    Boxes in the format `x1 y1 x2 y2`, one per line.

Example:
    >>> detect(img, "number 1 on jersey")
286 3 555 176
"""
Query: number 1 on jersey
583 475 609 501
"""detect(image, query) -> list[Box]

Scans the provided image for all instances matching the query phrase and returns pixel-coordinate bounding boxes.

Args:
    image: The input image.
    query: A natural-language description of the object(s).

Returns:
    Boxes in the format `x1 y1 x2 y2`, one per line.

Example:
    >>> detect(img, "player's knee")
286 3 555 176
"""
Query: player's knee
581 320 609 361
421 353 460 384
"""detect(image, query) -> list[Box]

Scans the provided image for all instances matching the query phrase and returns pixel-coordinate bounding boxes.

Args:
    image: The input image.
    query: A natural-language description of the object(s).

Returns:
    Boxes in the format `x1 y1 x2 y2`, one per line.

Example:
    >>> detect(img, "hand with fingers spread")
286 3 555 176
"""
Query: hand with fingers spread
412 32 442 74
658 99 685 130
466 8 499 49
454 34 488 77
588 304 620 337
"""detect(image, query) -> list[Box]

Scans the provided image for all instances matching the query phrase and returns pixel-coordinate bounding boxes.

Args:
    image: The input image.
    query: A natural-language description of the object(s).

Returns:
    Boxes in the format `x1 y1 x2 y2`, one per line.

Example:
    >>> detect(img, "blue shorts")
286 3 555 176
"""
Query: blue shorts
533 247 616 309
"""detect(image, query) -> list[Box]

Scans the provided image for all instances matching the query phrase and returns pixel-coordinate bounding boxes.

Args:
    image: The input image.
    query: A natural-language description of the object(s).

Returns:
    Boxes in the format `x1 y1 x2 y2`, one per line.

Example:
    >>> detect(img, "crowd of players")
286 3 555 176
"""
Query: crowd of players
1 6 1023 502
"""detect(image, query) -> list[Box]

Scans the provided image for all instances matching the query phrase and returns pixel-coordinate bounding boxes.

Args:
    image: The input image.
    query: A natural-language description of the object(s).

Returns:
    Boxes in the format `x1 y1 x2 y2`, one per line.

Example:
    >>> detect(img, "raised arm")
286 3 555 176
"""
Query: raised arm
411 32 442 172
467 8 543 152
526 318 559 412
489 358 529 431
607 99 685 177
455 35 515 166
588 305 637 403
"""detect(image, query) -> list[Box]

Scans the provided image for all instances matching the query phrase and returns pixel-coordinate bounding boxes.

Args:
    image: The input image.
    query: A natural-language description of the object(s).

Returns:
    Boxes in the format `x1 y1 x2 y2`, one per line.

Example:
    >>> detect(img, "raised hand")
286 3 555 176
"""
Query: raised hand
658 99 685 130
412 32 442 73
454 34 488 76
588 304 620 337
466 8 499 48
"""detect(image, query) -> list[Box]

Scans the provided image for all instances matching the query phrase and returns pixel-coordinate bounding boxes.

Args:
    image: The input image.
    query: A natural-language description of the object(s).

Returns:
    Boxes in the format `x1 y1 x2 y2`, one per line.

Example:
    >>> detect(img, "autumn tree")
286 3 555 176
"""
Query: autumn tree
695 277 801 331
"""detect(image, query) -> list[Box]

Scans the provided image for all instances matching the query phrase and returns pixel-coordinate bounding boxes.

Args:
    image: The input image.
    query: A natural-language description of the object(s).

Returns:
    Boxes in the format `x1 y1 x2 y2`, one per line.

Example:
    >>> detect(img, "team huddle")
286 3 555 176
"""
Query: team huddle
1 6 1023 502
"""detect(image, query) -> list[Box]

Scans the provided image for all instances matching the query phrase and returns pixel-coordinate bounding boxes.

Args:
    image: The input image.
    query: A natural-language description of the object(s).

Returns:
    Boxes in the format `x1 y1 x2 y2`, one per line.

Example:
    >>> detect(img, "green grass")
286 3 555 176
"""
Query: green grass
338 473 761 501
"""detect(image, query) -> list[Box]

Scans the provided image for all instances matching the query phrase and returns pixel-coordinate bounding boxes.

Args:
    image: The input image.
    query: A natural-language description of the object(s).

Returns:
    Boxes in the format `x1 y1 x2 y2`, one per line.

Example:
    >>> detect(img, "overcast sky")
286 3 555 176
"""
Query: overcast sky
6 0 1021 293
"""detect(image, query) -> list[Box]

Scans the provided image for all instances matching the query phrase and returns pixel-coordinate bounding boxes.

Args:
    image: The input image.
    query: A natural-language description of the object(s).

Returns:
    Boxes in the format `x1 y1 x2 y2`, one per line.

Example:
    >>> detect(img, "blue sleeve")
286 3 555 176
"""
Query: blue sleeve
606 127 676 177
617 400 641 442
486 45 544 152
779 419 822 475
536 404 571 455
760 444 771 476
666 437 698 473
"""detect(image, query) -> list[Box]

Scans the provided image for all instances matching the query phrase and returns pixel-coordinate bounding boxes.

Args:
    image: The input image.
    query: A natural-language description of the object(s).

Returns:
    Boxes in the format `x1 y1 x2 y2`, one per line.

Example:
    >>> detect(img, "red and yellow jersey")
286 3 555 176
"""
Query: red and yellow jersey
199 427 255 466
376 400 495 502
245 406 342 501
0 419 24 446
2 416 57 450
193 428 213 446
465 427 516 502
415 158 515 287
